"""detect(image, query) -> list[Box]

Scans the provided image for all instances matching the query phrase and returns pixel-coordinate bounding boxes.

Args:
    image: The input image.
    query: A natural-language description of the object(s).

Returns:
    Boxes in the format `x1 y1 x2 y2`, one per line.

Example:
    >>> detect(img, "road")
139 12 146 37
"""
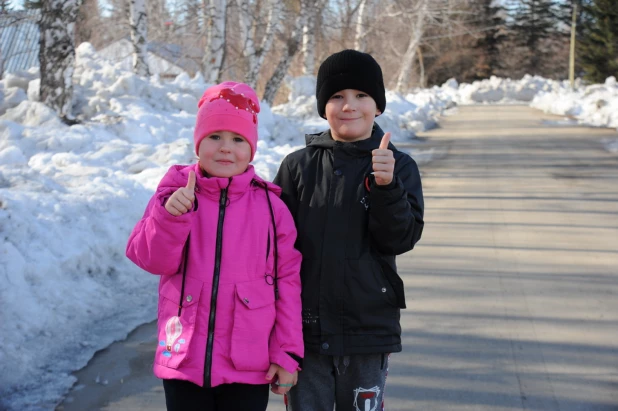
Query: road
57 105 618 411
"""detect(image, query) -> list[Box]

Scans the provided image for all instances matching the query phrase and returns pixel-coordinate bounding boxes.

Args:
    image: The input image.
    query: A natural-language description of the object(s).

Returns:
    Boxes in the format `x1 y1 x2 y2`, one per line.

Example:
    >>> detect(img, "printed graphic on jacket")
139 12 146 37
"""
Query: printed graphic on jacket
160 316 186 357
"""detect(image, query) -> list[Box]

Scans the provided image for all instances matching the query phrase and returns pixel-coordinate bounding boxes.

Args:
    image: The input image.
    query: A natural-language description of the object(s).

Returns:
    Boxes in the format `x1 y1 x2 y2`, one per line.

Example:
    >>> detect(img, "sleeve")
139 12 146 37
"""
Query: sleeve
268 198 304 373
368 154 424 255
273 156 299 220
125 187 194 275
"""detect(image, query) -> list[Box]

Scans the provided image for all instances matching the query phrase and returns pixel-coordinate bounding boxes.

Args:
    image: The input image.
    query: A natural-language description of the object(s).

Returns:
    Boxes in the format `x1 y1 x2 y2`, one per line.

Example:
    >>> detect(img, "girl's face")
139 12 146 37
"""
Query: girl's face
198 131 252 178
325 89 381 142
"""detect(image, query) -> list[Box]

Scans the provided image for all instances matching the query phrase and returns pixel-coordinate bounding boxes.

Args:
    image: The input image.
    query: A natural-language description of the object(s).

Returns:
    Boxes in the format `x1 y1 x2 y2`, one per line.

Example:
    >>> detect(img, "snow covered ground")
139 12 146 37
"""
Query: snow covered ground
0 44 453 410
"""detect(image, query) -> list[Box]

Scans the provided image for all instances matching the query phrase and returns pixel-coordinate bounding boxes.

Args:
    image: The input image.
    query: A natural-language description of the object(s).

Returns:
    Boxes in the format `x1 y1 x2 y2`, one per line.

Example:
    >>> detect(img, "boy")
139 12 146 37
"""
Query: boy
273 50 424 410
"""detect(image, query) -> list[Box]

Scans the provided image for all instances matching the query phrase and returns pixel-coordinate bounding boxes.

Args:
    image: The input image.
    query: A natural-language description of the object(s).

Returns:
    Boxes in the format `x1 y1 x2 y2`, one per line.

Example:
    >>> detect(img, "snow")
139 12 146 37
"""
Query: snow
0 43 450 410
531 76 618 130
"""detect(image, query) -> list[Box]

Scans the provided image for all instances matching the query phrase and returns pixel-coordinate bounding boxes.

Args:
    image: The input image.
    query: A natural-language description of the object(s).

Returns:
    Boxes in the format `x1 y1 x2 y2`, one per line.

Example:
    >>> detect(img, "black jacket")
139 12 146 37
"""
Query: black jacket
274 123 424 356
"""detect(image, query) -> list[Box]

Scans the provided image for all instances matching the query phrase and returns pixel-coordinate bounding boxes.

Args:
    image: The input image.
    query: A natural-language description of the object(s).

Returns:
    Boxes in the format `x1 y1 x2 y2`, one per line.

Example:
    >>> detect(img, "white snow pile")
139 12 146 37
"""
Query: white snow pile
531 76 618 130
0 43 450 410
454 75 568 104
532 76 618 154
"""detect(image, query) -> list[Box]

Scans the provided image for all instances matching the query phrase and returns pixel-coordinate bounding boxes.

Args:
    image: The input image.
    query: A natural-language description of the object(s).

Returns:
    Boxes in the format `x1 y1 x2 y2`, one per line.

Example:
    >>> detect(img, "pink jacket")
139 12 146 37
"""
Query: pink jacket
126 164 303 387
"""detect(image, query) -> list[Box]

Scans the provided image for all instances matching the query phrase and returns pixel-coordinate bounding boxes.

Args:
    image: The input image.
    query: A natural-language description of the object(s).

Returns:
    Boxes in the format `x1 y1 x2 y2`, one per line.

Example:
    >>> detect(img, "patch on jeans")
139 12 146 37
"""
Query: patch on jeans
353 386 381 411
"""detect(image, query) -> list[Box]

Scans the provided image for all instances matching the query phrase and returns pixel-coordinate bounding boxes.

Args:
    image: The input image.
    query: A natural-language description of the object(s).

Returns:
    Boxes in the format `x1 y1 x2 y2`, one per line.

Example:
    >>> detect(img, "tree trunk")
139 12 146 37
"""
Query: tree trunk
238 0 281 88
39 0 82 122
130 0 150 77
262 0 308 105
301 2 318 75
417 46 424 88
395 0 426 93
202 0 227 83
353 0 369 51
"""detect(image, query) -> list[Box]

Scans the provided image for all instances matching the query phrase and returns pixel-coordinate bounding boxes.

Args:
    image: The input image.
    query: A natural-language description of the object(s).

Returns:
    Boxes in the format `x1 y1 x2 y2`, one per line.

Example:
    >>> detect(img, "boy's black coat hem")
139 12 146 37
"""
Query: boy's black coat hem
274 123 424 356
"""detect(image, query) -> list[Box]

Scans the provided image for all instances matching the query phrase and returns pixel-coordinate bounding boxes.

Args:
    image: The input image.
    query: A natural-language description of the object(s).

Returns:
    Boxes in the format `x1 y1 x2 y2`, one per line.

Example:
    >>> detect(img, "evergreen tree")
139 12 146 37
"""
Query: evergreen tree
578 0 618 83
471 0 507 79
507 0 560 75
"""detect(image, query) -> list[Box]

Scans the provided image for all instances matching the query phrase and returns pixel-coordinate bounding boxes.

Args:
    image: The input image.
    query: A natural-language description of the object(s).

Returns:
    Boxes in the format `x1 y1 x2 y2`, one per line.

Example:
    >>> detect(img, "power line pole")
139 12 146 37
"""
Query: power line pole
569 4 577 89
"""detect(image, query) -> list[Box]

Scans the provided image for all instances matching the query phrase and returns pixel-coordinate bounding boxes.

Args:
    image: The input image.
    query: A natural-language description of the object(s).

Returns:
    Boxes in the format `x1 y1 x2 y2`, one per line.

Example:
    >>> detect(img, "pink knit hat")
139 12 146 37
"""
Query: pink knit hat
194 81 260 160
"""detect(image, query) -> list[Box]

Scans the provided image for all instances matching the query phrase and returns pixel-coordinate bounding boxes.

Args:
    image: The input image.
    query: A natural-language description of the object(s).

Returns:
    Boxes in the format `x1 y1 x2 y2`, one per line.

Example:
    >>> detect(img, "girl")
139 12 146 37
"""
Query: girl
126 82 303 411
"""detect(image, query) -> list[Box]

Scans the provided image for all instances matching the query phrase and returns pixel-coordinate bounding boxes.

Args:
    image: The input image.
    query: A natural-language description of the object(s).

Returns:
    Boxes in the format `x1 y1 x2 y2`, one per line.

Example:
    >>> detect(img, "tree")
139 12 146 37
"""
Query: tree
263 0 309 105
302 0 325 75
129 0 150 76
578 0 618 83
237 0 282 88
507 0 560 75
38 0 83 122
470 0 506 79
203 0 228 83
1 0 11 12
353 0 371 51
394 0 429 93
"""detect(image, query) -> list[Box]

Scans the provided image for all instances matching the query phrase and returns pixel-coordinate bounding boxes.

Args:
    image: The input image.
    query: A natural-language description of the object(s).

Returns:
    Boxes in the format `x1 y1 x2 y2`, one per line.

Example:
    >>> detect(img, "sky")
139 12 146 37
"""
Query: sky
0 42 617 410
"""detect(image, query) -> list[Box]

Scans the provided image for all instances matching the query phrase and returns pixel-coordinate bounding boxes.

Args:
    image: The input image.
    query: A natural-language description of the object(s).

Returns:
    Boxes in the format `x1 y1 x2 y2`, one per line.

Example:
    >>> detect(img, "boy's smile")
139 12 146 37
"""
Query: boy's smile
325 89 381 142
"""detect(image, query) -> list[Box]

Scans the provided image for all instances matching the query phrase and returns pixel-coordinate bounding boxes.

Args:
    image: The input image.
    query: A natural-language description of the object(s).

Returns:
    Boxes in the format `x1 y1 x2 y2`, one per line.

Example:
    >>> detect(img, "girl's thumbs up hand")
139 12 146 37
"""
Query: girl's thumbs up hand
371 132 395 186
165 171 196 216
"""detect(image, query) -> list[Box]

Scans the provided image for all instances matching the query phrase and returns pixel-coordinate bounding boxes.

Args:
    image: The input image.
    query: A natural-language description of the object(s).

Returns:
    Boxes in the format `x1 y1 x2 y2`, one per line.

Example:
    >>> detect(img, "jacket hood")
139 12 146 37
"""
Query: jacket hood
305 122 396 155
158 164 282 198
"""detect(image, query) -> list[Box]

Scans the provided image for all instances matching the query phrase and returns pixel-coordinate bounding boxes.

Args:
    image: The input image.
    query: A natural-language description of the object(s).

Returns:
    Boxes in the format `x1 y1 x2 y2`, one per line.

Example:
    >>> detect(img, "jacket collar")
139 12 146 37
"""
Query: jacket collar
305 123 395 156
161 164 280 199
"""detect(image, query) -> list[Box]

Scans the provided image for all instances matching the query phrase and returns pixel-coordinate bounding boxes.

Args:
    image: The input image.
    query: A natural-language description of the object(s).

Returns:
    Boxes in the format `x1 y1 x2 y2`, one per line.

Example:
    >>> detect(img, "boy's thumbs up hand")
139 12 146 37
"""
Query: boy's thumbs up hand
165 171 196 216
372 132 395 186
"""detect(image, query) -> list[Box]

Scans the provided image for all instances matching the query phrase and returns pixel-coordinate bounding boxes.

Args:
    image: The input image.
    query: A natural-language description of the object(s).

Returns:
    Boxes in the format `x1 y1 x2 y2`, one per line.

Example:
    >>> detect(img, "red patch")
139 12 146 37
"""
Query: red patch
210 88 258 124
360 392 375 399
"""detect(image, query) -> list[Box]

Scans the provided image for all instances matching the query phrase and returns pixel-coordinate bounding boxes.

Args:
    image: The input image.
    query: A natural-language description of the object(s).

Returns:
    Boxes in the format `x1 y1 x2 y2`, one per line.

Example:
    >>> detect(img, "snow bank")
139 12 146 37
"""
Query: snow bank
531 76 618 131
0 44 449 410
455 75 568 104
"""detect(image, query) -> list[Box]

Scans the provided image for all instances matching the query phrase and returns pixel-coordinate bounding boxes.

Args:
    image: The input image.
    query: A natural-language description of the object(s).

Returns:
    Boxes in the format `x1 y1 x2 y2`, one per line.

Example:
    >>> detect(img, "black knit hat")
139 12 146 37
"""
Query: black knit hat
316 49 386 119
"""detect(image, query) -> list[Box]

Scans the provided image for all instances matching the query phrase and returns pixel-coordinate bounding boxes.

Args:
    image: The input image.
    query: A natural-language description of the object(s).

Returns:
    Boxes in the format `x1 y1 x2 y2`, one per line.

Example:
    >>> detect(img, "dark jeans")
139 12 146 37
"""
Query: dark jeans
163 379 270 411
286 351 389 411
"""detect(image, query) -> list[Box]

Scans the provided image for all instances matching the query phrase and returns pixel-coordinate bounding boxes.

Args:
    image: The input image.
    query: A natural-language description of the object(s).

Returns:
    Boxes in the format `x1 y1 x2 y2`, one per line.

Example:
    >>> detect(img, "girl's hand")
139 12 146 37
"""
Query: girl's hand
165 171 196 216
265 363 298 395
372 132 395 186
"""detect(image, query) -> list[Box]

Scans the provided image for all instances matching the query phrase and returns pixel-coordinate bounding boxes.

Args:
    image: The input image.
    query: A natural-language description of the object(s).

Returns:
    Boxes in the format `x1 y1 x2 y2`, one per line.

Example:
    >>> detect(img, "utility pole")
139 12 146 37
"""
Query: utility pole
569 4 577 89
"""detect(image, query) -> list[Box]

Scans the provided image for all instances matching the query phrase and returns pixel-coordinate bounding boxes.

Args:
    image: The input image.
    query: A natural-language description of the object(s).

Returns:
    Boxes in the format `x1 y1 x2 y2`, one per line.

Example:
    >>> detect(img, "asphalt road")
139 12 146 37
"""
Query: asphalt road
57 105 618 411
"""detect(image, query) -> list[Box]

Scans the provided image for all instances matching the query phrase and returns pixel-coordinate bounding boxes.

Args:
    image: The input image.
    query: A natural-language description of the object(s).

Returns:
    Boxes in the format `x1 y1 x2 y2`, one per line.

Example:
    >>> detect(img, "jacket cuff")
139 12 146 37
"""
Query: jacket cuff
370 176 404 204
271 350 301 374
374 178 397 190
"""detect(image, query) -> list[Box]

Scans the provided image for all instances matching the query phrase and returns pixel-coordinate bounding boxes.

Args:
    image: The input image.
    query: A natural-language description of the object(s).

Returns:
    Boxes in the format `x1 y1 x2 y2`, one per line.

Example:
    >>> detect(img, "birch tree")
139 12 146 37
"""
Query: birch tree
301 0 324 75
130 0 150 76
38 0 82 122
203 0 227 83
353 0 370 51
263 0 310 104
237 0 282 88
395 0 428 92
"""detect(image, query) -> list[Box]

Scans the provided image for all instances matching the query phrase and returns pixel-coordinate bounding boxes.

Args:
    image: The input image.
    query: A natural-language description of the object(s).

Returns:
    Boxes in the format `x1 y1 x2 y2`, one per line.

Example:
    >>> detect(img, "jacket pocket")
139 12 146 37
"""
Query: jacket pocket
230 278 276 371
154 275 203 369
376 258 406 309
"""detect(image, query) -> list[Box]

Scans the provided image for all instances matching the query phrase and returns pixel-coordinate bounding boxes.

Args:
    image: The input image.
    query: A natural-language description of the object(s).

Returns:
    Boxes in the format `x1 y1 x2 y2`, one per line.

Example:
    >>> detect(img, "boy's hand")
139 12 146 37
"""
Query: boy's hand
266 363 298 395
372 132 395 185
165 171 196 216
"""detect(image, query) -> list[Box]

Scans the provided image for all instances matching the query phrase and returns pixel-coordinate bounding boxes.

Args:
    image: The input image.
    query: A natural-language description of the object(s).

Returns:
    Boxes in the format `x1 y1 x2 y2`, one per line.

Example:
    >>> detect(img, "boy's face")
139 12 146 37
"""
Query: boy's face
198 131 252 178
325 89 381 142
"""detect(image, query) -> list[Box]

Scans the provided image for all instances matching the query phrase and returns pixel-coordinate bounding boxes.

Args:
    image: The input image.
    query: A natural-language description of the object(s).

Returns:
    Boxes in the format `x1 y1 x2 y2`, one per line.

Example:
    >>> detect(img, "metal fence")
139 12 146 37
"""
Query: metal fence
0 9 40 77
